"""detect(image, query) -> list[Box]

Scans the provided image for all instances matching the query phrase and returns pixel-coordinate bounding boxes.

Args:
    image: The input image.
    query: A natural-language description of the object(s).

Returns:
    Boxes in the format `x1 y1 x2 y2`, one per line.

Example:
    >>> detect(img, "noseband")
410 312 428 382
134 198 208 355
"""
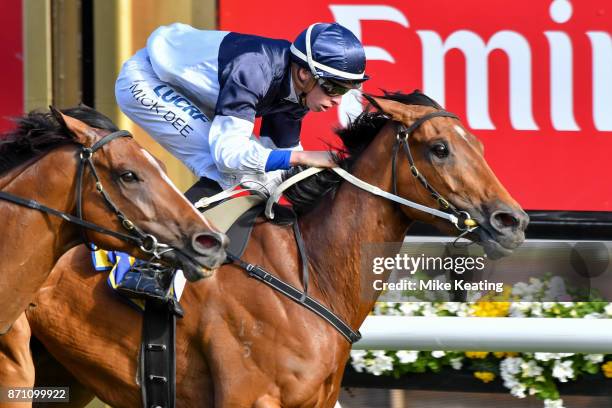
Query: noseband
0 130 169 257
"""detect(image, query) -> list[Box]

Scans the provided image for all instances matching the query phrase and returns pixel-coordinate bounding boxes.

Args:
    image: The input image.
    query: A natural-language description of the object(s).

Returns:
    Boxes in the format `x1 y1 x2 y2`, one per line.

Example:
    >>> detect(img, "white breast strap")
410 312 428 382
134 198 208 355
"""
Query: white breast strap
265 167 325 218
264 167 459 226
195 186 264 209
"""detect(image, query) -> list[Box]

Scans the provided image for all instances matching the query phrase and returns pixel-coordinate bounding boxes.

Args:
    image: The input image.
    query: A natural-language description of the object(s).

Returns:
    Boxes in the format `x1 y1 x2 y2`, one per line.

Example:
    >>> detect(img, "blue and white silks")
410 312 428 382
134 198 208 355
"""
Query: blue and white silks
115 23 308 191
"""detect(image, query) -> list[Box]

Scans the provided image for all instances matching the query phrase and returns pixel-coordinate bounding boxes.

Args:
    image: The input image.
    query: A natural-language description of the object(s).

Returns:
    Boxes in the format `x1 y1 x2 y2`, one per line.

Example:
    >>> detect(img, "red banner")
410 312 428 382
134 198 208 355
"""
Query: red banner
0 0 23 132
220 0 612 212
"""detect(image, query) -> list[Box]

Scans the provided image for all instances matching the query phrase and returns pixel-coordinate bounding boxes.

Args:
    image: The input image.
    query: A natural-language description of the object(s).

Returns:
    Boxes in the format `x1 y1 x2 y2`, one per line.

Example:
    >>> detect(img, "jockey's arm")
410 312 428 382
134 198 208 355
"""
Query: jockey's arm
210 57 335 174
208 115 335 175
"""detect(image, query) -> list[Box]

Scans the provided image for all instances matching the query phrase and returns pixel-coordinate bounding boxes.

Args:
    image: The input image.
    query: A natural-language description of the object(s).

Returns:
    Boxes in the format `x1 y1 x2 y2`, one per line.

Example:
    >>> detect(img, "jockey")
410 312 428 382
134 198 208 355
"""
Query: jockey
116 22 368 199
113 22 368 297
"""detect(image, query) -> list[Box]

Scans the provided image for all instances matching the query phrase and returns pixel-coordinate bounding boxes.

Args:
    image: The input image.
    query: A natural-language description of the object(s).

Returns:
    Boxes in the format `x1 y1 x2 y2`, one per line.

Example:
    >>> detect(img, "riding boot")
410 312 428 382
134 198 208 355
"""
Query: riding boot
115 261 175 301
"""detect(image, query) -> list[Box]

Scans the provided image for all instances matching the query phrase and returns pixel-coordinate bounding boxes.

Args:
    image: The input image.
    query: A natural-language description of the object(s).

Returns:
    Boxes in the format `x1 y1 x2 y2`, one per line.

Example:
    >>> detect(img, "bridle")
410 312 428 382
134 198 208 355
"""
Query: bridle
0 130 170 258
266 110 479 234
392 110 478 233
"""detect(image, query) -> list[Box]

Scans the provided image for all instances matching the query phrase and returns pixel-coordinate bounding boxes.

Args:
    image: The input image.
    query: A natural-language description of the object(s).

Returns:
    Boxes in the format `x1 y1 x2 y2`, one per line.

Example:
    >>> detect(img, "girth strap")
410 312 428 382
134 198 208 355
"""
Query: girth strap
140 300 177 408
226 252 362 344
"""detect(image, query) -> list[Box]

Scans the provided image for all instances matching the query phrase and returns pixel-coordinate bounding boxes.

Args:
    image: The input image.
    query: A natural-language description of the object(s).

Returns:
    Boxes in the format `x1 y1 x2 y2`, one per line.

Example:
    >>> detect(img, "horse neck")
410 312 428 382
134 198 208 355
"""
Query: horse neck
1 147 82 252
301 122 412 328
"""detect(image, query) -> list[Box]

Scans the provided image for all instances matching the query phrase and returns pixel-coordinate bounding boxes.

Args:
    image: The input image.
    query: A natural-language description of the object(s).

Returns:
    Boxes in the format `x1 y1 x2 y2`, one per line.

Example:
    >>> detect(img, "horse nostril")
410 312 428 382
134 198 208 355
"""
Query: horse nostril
498 213 517 227
192 232 228 253
490 210 521 233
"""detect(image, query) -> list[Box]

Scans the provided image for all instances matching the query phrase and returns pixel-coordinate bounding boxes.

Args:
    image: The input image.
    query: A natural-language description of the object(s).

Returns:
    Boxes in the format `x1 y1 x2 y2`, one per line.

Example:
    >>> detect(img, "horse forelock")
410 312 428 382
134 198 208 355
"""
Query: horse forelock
283 90 442 216
0 106 119 175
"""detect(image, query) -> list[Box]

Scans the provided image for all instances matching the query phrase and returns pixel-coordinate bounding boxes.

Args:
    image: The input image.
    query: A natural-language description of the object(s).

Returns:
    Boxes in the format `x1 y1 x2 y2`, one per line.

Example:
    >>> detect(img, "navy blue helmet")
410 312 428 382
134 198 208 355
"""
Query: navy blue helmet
290 23 369 84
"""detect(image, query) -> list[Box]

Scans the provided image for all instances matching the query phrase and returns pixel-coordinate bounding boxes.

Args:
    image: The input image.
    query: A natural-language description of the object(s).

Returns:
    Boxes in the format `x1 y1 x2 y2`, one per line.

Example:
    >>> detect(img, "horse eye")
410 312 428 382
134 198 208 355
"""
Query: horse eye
431 142 450 159
119 171 138 183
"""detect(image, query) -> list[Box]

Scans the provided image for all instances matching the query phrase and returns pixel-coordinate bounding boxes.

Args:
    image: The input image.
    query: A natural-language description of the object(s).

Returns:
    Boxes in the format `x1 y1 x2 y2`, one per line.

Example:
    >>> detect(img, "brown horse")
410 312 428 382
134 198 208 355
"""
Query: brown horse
27 92 527 407
0 106 227 395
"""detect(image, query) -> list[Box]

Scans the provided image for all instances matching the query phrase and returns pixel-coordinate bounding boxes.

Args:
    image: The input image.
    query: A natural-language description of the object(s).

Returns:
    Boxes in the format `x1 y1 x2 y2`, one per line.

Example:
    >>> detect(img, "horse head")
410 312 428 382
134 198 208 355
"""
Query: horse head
364 91 528 258
49 106 228 280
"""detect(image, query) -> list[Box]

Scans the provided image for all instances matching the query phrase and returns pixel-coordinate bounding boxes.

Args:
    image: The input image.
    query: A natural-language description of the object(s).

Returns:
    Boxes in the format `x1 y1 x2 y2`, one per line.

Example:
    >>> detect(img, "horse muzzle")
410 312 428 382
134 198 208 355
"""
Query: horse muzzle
163 231 229 281
468 203 529 259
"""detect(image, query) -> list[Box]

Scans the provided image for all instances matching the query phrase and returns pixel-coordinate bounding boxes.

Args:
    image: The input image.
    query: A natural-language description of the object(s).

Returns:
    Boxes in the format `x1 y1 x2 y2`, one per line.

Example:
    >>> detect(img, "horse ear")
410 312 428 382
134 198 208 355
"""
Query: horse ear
49 106 68 130
49 106 98 146
363 95 418 124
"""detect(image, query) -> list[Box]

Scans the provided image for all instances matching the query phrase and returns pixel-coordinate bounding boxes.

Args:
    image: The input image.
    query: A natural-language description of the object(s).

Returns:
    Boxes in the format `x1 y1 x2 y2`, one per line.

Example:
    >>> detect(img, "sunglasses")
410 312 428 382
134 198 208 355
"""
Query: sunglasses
317 79 355 97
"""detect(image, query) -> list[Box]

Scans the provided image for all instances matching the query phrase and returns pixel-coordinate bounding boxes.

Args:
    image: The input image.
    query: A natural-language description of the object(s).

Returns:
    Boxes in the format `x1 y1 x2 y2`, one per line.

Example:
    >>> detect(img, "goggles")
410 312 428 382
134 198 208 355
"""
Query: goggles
317 78 359 97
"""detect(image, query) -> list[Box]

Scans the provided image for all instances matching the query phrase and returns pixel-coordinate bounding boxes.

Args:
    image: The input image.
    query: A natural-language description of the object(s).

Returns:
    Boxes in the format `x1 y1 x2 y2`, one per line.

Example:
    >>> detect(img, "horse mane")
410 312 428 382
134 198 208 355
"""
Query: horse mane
0 105 119 175
283 90 442 215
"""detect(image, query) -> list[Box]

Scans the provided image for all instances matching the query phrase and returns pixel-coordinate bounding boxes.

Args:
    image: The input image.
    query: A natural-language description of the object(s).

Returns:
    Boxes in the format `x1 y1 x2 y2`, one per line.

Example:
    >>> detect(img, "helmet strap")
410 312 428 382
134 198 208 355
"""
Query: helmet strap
292 65 317 108
305 23 320 80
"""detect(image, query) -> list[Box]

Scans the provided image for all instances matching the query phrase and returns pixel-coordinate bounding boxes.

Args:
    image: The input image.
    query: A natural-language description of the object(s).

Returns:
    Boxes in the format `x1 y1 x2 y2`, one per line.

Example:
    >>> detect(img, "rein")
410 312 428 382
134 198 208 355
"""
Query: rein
266 111 478 233
240 110 481 344
0 130 168 257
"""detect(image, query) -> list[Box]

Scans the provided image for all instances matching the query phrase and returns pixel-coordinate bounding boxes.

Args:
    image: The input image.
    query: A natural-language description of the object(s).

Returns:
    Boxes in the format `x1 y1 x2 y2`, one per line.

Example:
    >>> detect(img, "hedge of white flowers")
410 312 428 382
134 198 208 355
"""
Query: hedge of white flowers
350 276 612 408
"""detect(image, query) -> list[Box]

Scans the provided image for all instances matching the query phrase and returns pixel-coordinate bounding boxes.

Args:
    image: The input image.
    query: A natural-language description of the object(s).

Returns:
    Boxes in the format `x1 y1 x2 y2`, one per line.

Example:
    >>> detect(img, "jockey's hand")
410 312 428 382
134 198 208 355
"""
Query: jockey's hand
289 151 336 168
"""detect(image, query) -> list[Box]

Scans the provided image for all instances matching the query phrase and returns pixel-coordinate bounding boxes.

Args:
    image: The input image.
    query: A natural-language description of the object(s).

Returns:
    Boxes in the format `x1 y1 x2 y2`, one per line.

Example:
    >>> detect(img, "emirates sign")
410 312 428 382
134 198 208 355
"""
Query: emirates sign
221 0 611 212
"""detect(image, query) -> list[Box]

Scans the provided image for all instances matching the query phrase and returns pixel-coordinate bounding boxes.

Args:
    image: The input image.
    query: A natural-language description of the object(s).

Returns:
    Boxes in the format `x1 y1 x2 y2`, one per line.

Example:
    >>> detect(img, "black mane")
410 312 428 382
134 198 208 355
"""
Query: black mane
283 90 441 215
0 105 118 175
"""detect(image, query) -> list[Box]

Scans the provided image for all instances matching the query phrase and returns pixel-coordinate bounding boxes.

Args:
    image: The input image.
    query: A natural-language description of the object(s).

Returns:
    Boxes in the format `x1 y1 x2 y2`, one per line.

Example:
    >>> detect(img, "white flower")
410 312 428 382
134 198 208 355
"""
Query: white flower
510 384 527 398
509 302 532 317
584 312 603 319
552 360 574 382
350 350 368 373
530 303 543 317
366 351 394 376
521 360 543 378
398 302 422 316
534 352 574 362
585 354 604 364
385 306 402 316
431 350 446 358
545 276 569 301
450 357 463 370
456 303 472 317
502 375 520 389
421 303 439 317
528 278 544 293
512 279 543 301
542 302 556 311
604 303 612 317
544 399 565 408
396 350 419 364
508 307 526 318
441 302 461 314
501 357 524 375
512 282 529 297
